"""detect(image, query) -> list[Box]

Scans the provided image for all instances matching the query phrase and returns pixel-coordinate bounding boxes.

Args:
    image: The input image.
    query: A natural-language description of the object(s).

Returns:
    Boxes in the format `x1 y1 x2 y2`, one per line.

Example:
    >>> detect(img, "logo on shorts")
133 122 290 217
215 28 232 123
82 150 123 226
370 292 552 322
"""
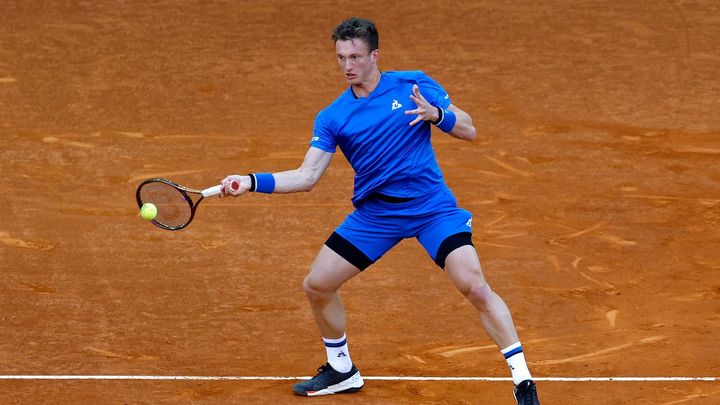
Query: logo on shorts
391 99 402 110
311 136 320 142
466 218 472 228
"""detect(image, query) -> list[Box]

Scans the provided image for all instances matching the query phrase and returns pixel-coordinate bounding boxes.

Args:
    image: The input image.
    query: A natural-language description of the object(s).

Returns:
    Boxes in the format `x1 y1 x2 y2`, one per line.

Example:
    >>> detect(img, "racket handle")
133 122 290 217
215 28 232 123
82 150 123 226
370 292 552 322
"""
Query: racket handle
202 185 223 197
201 181 239 197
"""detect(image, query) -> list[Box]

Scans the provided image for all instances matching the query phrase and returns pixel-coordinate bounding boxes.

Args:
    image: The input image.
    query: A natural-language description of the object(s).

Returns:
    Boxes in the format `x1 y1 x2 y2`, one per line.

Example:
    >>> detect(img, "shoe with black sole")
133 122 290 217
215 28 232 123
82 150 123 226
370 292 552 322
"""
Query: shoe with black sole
514 379 540 404
293 363 364 397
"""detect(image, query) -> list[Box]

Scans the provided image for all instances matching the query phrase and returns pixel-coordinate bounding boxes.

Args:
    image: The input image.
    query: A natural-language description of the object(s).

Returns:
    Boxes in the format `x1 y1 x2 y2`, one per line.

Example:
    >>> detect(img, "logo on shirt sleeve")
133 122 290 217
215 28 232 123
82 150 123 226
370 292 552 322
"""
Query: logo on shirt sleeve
311 136 320 142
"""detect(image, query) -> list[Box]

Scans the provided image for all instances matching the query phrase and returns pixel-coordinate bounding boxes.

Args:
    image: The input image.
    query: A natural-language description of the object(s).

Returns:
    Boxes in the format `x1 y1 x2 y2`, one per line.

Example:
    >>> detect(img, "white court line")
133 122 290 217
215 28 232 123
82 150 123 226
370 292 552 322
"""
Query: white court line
0 376 717 382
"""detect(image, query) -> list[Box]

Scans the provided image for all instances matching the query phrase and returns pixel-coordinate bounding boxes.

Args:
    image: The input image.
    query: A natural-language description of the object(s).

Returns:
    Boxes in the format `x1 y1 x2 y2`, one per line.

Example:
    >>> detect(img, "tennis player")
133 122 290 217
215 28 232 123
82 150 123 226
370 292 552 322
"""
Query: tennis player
220 17 540 404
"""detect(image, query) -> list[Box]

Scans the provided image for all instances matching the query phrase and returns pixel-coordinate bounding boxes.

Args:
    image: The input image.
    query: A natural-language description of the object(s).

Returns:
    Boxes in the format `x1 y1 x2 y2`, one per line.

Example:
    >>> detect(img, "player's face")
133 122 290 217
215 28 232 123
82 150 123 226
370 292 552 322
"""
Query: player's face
335 39 378 85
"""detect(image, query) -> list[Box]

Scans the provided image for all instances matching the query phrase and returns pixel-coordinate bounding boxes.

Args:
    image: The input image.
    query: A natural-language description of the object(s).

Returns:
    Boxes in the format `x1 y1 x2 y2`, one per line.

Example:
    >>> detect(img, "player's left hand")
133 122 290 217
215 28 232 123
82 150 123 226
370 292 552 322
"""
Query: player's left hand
405 84 440 126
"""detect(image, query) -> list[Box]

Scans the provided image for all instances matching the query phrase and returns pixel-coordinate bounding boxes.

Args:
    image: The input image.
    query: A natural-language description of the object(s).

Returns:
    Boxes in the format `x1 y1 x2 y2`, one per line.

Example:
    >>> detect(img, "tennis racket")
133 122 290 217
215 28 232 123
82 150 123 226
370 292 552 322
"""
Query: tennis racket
135 178 238 230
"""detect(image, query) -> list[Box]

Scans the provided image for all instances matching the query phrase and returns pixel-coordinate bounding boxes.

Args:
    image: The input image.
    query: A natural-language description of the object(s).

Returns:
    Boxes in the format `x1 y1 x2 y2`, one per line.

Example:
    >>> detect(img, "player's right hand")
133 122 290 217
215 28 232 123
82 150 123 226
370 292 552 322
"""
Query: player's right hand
406 84 440 125
220 175 251 197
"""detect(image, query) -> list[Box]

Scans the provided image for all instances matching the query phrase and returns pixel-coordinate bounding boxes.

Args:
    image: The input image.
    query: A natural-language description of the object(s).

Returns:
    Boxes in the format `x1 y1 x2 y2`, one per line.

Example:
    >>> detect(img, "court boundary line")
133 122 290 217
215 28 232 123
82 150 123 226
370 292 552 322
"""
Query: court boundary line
0 375 717 382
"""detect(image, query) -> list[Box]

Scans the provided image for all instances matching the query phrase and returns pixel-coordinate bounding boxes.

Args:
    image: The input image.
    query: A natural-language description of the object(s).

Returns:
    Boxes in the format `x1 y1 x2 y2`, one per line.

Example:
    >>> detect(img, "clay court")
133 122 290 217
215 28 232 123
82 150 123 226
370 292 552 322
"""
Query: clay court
1 1 719 403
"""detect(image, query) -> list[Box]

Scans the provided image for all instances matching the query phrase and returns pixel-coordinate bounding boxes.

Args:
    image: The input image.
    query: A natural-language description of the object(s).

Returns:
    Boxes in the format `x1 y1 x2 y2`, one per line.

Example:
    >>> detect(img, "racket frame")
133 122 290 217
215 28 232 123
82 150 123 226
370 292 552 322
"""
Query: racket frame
136 178 210 230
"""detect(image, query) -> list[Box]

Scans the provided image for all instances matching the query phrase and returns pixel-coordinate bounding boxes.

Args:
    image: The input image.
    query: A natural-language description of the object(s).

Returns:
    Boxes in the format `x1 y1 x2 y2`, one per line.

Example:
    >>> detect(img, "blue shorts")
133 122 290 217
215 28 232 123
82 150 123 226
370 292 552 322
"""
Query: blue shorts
330 188 473 270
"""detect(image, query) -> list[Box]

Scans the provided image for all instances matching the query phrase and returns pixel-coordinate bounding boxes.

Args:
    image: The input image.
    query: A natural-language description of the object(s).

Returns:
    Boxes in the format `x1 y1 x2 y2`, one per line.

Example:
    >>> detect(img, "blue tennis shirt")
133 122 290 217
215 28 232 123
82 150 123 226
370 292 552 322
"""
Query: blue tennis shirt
311 70 453 206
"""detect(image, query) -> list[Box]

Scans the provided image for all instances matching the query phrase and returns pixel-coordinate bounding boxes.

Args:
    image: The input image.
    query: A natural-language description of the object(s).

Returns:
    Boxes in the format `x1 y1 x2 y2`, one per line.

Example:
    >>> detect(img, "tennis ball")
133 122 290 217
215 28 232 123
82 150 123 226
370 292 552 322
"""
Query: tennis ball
140 203 157 221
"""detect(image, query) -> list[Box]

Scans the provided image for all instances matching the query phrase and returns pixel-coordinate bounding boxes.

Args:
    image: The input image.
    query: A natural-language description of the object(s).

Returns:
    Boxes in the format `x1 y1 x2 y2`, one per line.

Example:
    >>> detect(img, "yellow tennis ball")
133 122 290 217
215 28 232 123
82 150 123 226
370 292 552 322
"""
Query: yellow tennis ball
140 203 157 220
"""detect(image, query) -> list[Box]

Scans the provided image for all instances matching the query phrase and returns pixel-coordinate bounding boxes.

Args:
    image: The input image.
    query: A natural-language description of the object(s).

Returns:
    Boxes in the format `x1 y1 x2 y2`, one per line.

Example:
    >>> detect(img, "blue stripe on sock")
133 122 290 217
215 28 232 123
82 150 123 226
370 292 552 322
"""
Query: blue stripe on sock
503 346 523 359
324 339 347 348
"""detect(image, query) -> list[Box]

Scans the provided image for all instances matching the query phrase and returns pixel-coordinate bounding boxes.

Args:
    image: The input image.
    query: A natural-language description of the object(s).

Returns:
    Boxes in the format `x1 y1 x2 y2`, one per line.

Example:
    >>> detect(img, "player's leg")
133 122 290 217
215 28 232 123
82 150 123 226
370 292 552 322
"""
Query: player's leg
304 211 400 337
443 245 519 347
443 245 539 404
417 208 540 404
294 213 401 397
293 243 366 397
302 242 363 340
417 210 522 349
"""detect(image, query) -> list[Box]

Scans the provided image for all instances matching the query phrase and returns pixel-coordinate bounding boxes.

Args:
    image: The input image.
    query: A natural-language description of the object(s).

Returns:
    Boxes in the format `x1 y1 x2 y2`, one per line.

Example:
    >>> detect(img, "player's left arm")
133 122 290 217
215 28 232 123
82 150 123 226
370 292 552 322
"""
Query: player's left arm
406 84 477 141
444 104 476 141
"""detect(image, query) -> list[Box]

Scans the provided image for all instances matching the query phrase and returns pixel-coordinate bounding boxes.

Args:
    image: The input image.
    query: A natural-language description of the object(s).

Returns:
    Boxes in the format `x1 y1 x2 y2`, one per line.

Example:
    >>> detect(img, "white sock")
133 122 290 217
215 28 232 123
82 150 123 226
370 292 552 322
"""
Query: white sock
323 334 353 373
501 342 532 385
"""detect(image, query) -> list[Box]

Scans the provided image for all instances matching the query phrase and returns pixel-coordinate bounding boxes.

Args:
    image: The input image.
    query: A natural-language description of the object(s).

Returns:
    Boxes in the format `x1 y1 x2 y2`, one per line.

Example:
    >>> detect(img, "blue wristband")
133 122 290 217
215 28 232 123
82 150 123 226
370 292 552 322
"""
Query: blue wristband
435 107 456 133
250 173 275 194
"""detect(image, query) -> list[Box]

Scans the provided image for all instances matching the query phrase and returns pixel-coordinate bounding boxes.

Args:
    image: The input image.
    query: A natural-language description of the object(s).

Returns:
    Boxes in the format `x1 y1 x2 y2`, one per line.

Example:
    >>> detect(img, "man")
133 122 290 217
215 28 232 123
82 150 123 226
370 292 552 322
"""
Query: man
220 17 540 404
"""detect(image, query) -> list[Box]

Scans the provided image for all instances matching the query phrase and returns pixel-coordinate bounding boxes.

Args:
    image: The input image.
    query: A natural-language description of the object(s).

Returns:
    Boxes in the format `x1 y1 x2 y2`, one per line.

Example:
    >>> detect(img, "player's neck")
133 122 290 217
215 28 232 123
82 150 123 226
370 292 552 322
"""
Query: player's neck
351 69 381 98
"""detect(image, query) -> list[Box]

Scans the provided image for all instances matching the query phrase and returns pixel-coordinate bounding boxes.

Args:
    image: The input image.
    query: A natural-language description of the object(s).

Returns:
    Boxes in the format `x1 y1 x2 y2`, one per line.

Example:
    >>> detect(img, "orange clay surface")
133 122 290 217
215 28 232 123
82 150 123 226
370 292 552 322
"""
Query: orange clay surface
1 1 719 404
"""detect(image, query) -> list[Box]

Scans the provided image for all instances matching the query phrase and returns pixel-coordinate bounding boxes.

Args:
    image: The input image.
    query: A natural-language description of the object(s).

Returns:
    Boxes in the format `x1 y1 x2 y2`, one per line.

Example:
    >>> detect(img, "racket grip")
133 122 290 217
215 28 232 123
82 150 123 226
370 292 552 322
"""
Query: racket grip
202 185 223 197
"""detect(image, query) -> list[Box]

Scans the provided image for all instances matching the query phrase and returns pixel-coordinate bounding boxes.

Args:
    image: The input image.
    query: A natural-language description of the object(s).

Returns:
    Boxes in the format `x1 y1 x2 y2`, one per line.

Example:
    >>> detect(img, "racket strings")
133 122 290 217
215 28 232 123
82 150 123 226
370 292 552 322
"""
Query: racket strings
139 182 193 228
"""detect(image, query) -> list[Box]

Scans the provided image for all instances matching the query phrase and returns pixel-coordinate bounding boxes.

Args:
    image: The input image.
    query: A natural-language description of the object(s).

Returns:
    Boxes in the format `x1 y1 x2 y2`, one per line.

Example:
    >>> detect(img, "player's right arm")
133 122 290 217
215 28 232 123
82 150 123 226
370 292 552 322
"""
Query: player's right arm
219 146 334 197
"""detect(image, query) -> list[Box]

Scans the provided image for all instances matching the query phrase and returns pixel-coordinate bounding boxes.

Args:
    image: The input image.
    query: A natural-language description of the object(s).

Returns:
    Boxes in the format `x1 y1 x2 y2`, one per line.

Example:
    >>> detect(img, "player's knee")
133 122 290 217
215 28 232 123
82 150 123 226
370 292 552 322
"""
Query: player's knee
302 272 331 303
302 275 320 299
464 281 494 311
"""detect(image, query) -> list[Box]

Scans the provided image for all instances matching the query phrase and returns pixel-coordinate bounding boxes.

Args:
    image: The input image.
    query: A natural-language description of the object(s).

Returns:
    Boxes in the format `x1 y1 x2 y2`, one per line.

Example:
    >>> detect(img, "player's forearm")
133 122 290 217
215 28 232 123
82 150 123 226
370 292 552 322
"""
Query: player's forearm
447 108 477 141
221 148 332 197
272 149 331 193
227 169 316 195
272 167 320 193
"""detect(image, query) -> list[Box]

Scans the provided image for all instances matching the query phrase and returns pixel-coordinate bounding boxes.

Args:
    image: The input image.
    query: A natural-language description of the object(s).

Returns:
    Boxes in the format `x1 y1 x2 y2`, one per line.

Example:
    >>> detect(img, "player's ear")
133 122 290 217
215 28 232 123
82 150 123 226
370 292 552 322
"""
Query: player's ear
370 49 379 63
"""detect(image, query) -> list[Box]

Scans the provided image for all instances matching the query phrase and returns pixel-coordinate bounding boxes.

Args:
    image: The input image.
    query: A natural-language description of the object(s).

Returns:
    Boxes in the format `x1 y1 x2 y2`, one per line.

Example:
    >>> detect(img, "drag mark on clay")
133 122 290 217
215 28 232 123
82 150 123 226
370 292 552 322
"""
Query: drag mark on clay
665 144 720 155
483 212 508 228
477 169 512 178
579 271 615 290
14 282 56 294
557 221 607 240
434 346 492 357
484 155 535 178
0 231 54 251
85 347 157 361
492 231 527 239
114 131 145 138
265 150 303 159
404 355 427 364
426 331 626 358
427 344 498 357
475 241 518 249
42 136 94 149
534 336 665 365
548 255 562 273
152 134 242 141
606 310 619 328
624 194 720 206
0 77 17 83
597 232 637 246
480 212 533 239
547 251 615 292
660 388 720 405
